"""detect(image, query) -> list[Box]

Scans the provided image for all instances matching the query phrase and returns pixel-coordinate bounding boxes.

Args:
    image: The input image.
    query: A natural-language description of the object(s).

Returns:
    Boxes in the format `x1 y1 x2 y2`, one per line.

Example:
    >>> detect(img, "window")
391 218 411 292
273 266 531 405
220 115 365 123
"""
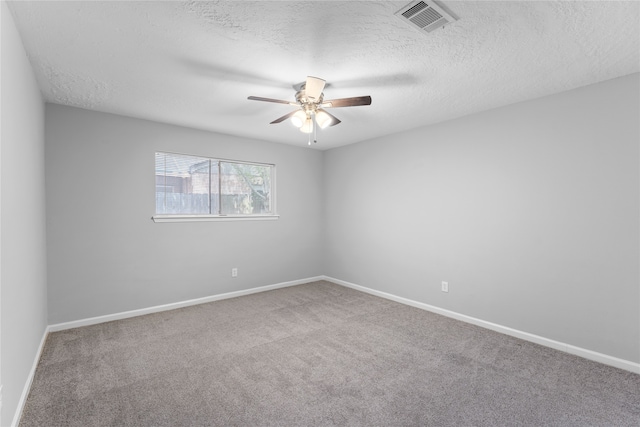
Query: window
153 152 276 222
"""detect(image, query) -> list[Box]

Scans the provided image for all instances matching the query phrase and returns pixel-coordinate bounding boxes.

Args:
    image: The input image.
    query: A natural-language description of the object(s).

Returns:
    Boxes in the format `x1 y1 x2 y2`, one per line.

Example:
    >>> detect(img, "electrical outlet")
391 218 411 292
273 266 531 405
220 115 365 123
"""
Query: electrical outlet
231 268 238 278
441 281 449 293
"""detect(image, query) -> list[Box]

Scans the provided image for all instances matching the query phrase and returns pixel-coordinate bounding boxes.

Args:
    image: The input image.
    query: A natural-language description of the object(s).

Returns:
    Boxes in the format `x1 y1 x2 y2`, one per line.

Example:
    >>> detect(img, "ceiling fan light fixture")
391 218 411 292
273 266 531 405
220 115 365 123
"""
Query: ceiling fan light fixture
248 75 372 143
290 110 306 128
315 110 333 129
299 118 314 133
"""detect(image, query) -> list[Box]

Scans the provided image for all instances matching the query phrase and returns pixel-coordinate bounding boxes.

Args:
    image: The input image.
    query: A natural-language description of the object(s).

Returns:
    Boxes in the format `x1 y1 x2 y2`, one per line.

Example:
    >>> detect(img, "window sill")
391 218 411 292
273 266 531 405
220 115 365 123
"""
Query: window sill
152 214 279 223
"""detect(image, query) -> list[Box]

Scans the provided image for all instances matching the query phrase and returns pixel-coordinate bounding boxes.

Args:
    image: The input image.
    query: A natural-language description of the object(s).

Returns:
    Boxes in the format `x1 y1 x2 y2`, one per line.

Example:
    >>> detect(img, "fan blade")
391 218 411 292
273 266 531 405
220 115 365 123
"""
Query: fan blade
316 109 341 127
322 96 372 108
248 96 296 106
269 110 299 124
305 76 326 101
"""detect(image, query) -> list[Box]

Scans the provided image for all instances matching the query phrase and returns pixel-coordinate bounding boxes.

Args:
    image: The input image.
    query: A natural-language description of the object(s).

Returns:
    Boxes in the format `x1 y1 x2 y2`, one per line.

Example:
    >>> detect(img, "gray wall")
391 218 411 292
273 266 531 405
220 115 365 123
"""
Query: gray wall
45 104 324 324
324 73 640 363
1 3 48 426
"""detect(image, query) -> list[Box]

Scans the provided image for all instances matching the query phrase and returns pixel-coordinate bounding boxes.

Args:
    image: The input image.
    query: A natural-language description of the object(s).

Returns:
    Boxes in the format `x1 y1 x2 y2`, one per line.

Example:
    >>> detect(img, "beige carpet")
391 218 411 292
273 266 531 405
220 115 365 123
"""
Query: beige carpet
19 281 640 426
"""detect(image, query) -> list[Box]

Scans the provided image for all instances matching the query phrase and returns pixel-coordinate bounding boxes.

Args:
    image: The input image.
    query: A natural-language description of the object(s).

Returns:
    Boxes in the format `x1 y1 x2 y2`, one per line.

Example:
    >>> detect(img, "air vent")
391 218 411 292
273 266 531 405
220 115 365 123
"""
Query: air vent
395 0 458 33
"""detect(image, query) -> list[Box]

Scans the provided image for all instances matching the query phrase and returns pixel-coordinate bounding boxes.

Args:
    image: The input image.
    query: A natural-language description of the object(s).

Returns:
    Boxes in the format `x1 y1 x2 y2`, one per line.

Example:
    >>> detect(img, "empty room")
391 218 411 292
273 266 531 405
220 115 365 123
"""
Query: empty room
1 1 639 426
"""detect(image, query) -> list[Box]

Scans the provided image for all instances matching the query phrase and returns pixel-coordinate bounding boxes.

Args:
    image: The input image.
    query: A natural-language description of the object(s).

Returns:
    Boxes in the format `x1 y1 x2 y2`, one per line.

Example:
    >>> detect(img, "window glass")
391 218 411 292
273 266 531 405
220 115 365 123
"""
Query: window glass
155 152 274 217
220 162 272 215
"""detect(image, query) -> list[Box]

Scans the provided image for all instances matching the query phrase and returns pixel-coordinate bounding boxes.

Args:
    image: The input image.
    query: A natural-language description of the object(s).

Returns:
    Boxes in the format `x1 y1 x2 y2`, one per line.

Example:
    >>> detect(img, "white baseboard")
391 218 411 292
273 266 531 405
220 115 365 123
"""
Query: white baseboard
48 276 324 332
11 326 49 427
323 276 640 375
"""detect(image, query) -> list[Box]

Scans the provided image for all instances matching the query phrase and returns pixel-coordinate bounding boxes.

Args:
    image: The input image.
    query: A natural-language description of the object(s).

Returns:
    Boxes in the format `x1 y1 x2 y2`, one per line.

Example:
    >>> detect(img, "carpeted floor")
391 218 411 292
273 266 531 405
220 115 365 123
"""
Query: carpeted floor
19 281 640 426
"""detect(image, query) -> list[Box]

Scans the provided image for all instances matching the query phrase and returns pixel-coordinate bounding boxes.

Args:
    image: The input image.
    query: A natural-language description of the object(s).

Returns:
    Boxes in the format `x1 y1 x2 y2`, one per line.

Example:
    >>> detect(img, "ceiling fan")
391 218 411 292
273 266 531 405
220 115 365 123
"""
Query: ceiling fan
248 76 372 143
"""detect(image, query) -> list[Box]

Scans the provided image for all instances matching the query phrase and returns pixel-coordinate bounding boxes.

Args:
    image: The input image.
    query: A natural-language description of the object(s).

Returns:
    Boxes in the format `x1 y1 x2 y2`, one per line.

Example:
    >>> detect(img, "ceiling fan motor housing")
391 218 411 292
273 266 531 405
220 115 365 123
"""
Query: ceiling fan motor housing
296 87 324 108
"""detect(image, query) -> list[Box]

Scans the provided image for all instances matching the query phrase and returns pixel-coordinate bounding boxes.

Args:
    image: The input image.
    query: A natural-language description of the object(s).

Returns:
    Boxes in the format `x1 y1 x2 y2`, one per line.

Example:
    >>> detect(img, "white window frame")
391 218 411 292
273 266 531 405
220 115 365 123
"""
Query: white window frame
152 152 278 223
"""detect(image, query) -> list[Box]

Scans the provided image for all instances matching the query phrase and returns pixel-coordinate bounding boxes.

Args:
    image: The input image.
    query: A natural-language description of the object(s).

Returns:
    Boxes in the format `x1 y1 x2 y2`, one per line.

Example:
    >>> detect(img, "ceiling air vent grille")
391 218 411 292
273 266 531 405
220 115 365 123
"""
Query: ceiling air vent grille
395 1 457 33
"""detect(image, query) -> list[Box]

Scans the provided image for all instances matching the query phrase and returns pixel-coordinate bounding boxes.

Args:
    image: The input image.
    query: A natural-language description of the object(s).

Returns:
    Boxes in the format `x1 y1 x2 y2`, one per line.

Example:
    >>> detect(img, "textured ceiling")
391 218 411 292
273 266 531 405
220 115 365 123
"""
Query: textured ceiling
7 1 640 150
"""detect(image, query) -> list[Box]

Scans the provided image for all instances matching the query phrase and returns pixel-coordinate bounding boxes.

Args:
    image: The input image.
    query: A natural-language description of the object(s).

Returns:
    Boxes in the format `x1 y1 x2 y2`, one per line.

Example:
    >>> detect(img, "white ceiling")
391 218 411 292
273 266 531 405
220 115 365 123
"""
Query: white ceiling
7 1 640 150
